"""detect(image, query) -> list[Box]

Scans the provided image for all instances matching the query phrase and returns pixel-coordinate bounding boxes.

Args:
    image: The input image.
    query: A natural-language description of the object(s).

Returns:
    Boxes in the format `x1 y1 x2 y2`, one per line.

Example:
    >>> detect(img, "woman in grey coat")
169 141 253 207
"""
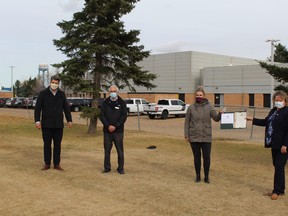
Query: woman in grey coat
184 87 222 183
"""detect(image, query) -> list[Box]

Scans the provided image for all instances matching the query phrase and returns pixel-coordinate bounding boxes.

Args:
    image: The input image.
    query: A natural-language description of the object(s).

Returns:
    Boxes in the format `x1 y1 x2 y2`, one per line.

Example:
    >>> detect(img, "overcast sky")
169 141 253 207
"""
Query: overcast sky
1 0 288 87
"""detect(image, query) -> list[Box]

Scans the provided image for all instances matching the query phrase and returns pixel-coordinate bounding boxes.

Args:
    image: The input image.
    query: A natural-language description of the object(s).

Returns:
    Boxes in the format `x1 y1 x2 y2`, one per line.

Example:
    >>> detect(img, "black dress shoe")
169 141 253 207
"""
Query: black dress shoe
102 169 111 173
195 174 201 183
204 176 210 183
41 164 50 170
118 170 125 174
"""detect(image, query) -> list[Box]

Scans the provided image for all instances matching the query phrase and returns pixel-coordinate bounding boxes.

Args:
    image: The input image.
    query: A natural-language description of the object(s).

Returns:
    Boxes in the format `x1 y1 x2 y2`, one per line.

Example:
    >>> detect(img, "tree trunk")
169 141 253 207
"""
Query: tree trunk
88 115 97 134
87 66 102 134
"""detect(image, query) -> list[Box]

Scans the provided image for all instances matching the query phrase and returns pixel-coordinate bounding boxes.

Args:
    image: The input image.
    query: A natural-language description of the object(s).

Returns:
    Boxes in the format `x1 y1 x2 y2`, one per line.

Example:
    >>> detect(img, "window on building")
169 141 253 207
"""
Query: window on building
178 93 185 102
263 94 271 108
214 94 223 107
249 94 254 107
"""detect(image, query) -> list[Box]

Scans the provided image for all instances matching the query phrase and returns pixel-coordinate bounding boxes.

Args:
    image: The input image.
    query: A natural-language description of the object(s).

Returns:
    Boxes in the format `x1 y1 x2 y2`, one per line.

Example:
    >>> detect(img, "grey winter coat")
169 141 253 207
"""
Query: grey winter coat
184 98 221 142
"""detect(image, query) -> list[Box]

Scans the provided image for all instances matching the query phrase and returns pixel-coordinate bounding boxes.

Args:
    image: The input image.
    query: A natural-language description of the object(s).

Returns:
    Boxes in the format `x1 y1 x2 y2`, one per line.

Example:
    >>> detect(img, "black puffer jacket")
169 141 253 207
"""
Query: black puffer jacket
100 96 127 133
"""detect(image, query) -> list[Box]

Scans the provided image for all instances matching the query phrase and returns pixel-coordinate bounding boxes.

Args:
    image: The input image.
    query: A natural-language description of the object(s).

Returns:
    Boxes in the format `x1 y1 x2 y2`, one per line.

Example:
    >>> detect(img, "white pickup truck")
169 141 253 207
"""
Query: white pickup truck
125 98 149 115
143 99 189 119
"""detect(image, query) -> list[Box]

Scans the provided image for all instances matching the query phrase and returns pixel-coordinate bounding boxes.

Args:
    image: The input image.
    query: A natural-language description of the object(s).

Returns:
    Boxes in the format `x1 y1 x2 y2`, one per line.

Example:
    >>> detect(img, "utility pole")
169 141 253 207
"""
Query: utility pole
9 66 15 96
266 39 280 108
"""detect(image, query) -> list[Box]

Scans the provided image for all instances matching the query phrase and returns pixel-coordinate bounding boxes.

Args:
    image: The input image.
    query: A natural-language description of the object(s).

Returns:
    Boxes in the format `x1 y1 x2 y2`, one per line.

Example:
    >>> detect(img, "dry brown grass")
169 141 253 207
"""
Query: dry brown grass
0 114 287 216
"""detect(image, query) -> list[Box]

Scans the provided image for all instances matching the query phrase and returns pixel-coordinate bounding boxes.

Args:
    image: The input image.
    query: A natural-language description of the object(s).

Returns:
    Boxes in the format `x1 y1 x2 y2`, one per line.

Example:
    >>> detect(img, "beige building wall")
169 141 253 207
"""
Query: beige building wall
126 93 179 103
204 93 214 104
118 92 266 107
205 93 266 108
254 94 264 107
184 93 195 105
224 94 244 106
0 91 13 98
130 51 258 94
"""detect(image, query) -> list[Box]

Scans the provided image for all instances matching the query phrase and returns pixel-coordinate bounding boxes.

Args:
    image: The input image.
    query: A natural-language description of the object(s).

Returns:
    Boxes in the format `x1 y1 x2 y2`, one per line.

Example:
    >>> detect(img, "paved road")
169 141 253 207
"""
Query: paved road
0 108 266 143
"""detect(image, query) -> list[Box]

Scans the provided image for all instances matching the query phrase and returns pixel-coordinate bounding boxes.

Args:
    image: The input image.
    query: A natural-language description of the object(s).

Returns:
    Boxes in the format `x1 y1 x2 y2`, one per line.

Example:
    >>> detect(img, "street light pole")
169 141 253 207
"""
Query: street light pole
266 39 280 108
9 66 15 96
265 39 280 63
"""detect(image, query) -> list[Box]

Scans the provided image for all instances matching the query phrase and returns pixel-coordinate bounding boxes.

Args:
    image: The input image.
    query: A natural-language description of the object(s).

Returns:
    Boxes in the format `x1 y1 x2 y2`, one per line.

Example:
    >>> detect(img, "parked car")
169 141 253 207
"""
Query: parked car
125 98 149 115
5 98 14 107
0 98 8 107
22 97 36 109
10 97 26 108
143 99 189 119
67 97 104 112
32 97 37 109
67 98 91 112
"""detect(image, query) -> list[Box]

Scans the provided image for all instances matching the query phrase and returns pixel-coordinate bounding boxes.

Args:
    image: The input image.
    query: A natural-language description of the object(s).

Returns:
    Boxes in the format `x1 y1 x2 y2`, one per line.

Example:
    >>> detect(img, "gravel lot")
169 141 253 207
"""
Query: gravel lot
0 107 266 143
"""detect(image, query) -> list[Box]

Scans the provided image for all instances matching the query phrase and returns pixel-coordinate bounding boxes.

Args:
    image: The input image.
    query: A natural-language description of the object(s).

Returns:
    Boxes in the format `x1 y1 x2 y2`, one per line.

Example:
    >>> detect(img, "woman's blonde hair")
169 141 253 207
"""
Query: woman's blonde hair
273 90 288 103
195 86 205 96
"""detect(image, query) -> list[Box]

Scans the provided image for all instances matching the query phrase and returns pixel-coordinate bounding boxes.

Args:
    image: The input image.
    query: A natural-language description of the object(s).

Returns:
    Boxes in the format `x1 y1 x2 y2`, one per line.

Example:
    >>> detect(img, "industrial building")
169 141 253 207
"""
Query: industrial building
124 51 274 107
201 64 280 108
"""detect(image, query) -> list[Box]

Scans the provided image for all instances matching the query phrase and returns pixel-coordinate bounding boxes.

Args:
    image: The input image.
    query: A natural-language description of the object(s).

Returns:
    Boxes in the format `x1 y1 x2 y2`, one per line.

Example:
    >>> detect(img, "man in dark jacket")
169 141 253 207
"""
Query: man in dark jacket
34 75 72 171
100 85 127 174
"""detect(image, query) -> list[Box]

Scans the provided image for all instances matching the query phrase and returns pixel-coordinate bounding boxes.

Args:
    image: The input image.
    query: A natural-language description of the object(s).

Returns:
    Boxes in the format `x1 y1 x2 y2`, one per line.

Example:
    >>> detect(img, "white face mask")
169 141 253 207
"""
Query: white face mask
275 101 285 109
50 83 59 91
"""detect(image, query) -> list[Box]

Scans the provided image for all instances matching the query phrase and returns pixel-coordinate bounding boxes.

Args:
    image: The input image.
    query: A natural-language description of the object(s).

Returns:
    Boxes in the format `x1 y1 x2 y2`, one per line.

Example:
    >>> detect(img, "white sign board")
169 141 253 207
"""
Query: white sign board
221 111 247 129
234 112 247 128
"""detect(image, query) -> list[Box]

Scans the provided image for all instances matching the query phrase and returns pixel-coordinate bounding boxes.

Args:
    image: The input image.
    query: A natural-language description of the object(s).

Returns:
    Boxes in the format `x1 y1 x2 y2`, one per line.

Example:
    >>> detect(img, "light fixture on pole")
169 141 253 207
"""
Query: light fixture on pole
265 39 280 62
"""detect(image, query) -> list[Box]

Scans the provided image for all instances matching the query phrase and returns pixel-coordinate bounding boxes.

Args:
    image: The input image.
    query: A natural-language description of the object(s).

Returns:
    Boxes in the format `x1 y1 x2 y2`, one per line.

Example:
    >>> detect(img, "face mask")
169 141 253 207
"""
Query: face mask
110 92 117 98
195 97 204 103
275 101 285 109
50 83 59 90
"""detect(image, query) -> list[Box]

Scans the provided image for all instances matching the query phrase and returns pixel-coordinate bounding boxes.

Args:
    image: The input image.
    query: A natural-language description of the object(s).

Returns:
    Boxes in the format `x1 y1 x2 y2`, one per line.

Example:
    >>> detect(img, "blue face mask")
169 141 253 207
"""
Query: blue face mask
110 92 117 98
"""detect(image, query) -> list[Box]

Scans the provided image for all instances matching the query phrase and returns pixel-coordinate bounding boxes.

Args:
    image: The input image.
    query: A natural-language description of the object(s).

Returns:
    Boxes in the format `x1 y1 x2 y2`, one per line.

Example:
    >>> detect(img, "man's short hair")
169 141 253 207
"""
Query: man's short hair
51 75 60 82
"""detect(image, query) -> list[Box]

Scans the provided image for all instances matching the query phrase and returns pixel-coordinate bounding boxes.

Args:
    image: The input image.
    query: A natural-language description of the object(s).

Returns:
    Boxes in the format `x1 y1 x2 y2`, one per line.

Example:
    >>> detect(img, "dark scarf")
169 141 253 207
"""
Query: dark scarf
265 110 277 146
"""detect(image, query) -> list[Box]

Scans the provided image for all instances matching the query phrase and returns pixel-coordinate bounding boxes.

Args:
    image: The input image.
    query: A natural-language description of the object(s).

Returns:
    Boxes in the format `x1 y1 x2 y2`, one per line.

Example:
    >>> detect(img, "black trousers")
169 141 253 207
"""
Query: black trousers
42 128 63 166
190 142 211 177
271 149 288 195
103 132 124 171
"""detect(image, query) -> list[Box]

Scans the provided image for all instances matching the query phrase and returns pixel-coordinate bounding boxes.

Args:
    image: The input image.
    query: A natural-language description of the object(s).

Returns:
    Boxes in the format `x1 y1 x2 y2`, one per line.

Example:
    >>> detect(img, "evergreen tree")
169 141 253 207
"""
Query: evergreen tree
274 44 288 63
20 77 37 97
53 0 157 134
14 80 21 97
259 43 288 92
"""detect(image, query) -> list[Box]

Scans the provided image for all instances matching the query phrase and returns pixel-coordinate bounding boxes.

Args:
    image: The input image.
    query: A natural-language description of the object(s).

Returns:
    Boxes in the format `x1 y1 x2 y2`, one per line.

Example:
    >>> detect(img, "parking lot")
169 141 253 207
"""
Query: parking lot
0 107 266 143
127 114 266 143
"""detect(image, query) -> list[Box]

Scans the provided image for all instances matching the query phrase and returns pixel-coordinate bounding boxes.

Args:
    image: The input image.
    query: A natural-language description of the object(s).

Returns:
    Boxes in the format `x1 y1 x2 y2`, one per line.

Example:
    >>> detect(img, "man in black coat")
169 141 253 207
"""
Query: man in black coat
34 75 72 171
100 85 127 174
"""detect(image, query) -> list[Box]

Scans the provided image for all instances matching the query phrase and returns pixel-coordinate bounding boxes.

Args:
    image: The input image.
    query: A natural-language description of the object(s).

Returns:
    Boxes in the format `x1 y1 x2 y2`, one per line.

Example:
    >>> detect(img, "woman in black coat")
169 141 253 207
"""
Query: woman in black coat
247 90 288 200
